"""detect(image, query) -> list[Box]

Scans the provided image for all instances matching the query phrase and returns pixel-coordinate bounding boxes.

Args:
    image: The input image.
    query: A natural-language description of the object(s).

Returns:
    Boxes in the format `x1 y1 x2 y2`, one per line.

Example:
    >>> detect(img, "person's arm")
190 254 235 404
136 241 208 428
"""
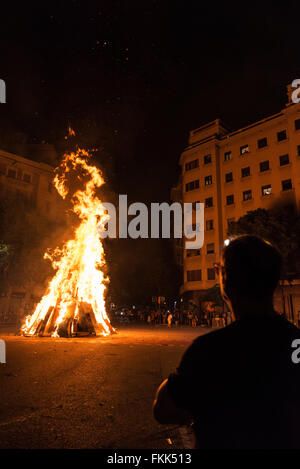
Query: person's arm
153 379 192 425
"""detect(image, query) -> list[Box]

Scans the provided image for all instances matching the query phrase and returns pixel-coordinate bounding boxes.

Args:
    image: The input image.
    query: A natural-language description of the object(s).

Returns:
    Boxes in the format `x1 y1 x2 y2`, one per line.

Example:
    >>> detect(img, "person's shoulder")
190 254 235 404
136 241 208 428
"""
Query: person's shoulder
189 322 238 349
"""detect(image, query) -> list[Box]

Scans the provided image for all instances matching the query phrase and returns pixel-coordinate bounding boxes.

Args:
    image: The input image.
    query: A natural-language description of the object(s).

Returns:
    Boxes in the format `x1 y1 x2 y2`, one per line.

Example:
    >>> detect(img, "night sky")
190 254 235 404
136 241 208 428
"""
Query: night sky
1 0 300 203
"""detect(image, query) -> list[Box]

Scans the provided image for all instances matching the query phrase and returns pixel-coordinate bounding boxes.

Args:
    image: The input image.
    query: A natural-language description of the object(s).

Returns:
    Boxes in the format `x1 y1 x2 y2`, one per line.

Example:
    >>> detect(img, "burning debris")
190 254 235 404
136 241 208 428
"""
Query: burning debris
21 147 115 337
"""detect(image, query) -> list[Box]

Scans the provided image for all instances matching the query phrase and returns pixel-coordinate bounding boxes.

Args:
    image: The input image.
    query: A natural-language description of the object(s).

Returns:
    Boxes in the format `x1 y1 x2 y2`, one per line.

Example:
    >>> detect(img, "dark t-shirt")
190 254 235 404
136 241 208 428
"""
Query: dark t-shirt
167 314 300 448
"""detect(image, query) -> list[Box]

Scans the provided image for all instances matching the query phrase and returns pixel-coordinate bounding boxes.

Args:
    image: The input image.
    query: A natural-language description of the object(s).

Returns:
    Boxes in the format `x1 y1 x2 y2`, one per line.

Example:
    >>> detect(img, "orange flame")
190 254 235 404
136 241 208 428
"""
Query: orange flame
21 148 114 337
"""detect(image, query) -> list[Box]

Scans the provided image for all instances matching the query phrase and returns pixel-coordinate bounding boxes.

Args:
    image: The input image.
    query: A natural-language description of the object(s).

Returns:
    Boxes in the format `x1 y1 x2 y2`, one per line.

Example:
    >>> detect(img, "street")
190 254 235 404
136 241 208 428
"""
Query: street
0 325 210 449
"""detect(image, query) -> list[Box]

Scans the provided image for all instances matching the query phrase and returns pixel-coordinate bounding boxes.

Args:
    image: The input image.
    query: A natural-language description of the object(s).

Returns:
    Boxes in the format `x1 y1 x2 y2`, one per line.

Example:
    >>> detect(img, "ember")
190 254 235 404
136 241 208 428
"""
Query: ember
21 146 115 337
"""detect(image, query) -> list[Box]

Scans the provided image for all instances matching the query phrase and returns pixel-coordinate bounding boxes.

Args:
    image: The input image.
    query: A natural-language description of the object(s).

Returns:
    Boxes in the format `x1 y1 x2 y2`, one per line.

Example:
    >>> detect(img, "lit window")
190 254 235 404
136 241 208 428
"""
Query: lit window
204 175 212 186
240 144 249 155
224 151 232 161
262 184 272 196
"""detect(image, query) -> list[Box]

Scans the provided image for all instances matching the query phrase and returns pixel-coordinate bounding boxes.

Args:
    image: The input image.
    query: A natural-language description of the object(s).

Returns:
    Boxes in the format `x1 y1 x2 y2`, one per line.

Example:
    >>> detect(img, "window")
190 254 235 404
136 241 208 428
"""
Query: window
260 160 270 172
187 270 202 281
279 154 289 166
206 219 214 231
243 189 252 201
207 268 215 281
258 137 268 148
204 175 212 186
227 218 235 229
282 179 292 191
226 194 234 205
224 151 232 161
0 163 6 175
262 184 272 196
23 173 31 183
241 166 250 178
277 130 287 142
207 243 215 254
240 144 249 155
205 197 213 208
185 179 199 192
48 182 53 193
204 154 212 164
295 119 300 131
186 249 201 257
298 145 300 157
185 159 199 171
7 169 16 178
225 172 233 183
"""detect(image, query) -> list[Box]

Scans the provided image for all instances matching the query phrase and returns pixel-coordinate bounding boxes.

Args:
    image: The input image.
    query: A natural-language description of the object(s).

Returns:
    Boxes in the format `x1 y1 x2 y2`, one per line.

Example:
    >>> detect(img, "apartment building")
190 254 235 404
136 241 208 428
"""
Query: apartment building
178 85 300 309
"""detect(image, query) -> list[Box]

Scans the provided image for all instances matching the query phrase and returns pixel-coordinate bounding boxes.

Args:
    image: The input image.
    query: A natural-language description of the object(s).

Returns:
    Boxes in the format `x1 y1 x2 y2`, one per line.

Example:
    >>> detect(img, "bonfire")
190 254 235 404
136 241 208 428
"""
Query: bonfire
21 147 115 337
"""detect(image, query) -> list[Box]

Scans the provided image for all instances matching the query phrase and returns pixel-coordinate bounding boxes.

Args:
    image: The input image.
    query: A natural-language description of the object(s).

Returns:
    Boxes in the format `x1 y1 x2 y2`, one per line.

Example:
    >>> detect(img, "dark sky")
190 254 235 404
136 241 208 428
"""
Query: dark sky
1 0 300 202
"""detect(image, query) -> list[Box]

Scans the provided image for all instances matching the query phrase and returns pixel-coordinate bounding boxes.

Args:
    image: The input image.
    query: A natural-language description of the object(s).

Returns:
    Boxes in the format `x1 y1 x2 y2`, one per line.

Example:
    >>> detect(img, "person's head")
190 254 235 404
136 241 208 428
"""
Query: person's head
218 235 282 318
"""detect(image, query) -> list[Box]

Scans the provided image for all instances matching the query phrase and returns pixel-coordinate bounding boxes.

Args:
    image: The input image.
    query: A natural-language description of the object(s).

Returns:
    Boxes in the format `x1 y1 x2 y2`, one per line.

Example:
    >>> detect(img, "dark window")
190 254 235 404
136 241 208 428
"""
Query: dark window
204 175 212 186
282 179 292 191
207 243 215 254
7 169 16 178
226 194 234 205
258 137 268 148
206 219 214 230
224 151 232 161
225 172 233 183
262 184 272 196
240 144 249 155
227 218 235 229
0 163 6 175
204 154 212 164
185 159 199 171
186 249 201 257
298 145 300 157
48 182 53 193
185 179 199 192
295 119 300 131
207 268 215 281
241 166 250 178
260 160 270 172
277 130 287 142
23 173 31 183
205 197 213 208
279 154 289 166
243 189 252 201
187 269 202 281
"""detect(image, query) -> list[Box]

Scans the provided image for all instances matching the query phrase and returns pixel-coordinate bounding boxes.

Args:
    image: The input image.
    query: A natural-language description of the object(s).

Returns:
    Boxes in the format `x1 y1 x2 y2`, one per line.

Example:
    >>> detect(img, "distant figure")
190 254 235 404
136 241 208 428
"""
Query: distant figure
167 313 172 328
153 235 300 448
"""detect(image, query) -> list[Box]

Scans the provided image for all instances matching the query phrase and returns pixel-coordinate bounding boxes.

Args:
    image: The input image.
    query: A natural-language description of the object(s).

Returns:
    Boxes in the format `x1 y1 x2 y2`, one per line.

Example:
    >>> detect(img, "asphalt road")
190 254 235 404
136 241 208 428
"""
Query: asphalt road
0 324 211 449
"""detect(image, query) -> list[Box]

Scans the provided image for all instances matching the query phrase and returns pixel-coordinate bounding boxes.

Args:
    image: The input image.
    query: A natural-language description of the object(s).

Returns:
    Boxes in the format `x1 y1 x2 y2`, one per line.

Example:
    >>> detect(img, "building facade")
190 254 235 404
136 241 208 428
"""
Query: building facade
0 147 65 324
178 85 300 316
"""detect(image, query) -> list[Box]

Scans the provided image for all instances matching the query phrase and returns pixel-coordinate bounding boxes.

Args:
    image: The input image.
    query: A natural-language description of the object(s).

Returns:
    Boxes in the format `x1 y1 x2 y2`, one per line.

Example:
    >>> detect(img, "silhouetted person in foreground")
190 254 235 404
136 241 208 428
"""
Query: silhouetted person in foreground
153 235 300 448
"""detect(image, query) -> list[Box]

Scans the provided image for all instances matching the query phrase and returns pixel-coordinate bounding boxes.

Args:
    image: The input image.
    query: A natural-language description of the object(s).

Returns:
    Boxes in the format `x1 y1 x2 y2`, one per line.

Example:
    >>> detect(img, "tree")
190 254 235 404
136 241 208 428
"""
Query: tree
227 201 300 280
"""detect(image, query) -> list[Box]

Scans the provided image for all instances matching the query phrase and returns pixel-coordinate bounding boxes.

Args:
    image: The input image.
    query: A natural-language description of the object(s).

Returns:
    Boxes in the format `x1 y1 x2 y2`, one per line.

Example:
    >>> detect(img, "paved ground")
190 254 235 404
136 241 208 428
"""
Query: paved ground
0 324 211 449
